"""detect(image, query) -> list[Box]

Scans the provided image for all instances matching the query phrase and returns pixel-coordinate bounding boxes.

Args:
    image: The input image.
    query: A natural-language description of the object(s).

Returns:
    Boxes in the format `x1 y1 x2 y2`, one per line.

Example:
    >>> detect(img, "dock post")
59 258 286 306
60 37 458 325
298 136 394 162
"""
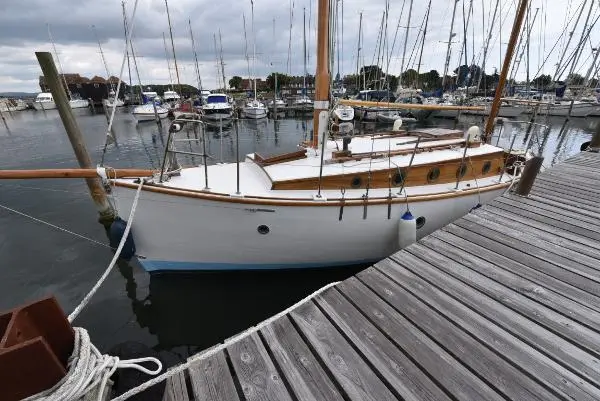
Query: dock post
589 126 600 151
35 52 117 226
514 155 544 196
88 98 95 114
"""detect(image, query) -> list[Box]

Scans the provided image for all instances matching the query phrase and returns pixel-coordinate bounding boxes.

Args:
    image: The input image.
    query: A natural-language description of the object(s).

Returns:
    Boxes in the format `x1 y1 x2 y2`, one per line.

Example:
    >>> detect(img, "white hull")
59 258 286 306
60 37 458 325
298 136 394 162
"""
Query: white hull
33 101 57 111
202 113 233 121
377 111 403 123
103 98 125 108
333 105 354 122
463 105 523 118
525 103 596 117
114 184 505 271
69 99 89 109
243 107 268 119
133 111 169 121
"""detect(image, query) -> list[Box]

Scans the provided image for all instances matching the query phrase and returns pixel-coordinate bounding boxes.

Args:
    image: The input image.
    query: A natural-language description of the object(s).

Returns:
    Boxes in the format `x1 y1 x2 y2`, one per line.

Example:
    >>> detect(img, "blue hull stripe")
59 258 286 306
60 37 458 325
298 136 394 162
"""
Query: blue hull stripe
138 258 378 272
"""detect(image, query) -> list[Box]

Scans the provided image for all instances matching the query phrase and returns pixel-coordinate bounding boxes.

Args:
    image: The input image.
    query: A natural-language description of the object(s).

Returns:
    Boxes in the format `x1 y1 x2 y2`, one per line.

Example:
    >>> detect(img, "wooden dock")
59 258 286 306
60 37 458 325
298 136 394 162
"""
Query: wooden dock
162 151 600 401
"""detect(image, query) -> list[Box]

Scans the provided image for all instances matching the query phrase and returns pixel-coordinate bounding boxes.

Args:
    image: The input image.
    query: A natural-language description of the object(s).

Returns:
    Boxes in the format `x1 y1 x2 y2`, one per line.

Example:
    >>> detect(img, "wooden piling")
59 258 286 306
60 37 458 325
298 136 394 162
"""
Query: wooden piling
590 125 600 150
35 51 118 226
514 155 544 196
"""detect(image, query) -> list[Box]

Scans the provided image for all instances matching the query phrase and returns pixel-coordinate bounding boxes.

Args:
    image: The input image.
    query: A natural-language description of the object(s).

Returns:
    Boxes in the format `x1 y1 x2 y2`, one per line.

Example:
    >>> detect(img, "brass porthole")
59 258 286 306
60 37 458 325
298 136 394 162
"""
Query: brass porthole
427 167 440 183
482 160 492 175
457 163 468 179
393 170 405 186
351 176 362 188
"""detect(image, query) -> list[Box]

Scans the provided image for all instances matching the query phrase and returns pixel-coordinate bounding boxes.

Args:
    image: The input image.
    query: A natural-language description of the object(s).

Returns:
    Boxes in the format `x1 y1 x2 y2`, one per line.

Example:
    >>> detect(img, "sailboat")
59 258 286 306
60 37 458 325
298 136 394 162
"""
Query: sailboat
292 7 314 113
242 1 268 119
93 25 125 109
35 25 89 110
107 0 529 272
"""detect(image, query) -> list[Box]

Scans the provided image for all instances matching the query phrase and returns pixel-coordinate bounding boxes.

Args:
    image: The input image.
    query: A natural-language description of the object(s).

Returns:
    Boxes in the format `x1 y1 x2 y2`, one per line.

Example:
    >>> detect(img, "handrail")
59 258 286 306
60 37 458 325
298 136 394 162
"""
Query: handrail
338 99 485 111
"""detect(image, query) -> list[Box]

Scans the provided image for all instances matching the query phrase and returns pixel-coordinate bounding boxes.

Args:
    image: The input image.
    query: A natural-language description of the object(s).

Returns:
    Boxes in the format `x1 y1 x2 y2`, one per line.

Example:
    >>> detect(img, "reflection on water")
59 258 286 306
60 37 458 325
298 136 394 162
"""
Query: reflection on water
0 107 596 363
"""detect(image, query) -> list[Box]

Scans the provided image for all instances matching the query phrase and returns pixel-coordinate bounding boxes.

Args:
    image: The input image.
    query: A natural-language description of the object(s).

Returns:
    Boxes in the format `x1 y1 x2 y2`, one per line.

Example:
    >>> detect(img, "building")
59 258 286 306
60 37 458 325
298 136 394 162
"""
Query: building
39 73 130 105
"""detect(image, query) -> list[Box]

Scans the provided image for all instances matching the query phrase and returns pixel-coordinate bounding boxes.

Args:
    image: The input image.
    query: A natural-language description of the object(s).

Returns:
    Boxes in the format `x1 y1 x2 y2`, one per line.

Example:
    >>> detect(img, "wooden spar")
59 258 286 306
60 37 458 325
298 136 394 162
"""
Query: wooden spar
312 0 330 148
0 169 154 180
339 99 485 111
35 52 117 226
483 0 529 141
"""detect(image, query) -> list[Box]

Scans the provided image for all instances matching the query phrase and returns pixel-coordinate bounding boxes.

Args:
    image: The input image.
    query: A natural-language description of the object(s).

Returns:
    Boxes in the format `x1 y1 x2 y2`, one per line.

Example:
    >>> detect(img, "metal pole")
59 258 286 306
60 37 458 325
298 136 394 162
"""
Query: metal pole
234 120 241 195
202 124 209 190
484 0 529 141
442 0 460 89
35 51 117 226
455 138 470 190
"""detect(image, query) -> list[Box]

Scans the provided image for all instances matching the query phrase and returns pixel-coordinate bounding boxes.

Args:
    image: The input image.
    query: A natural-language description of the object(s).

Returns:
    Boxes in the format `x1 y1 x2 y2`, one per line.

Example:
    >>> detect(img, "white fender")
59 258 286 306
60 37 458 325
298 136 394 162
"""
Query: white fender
398 211 417 249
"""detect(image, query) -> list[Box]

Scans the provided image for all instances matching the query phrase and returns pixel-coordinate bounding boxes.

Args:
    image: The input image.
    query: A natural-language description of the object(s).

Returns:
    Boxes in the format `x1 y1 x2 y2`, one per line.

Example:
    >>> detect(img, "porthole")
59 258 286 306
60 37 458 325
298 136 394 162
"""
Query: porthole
482 160 492 175
416 216 426 229
257 225 270 235
427 167 440 183
350 176 362 188
456 163 468 179
393 170 405 186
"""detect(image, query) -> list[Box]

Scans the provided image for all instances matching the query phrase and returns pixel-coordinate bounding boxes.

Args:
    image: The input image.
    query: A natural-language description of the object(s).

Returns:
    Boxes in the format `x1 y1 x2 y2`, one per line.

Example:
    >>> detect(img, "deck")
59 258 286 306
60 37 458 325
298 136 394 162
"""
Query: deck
162 151 600 401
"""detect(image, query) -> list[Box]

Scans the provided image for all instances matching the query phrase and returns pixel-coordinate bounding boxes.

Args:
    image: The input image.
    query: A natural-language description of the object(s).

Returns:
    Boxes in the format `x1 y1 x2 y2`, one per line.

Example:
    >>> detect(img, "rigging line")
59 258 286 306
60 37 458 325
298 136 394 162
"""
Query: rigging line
386 0 406 80
0 202 112 249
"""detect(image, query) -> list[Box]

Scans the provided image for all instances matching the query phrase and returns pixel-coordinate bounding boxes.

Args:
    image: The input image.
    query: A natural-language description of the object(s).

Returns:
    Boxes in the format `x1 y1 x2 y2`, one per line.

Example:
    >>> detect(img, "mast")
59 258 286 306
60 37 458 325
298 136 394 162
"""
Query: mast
399 0 414 88
219 29 227 91
476 0 500 94
250 0 258 101
565 0 595 83
303 7 307 97
442 0 460 89
553 0 587 82
484 0 530 140
525 4 531 97
164 0 182 95
121 1 133 98
356 12 362 90
312 0 329 148
189 19 203 93
584 40 600 86
162 32 174 90
243 14 251 80
47 24 72 99
213 34 221 89
416 0 432 88
92 25 113 94
287 0 293 75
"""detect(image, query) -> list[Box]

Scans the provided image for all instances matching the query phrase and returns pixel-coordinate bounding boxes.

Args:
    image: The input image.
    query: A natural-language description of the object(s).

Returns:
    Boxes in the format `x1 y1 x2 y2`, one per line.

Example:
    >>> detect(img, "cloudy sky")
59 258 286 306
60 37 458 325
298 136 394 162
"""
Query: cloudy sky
0 0 598 93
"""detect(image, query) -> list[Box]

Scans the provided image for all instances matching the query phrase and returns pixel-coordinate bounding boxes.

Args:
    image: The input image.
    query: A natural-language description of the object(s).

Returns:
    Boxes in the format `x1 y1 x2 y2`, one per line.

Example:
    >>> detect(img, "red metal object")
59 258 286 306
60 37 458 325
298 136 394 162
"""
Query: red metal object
0 296 74 401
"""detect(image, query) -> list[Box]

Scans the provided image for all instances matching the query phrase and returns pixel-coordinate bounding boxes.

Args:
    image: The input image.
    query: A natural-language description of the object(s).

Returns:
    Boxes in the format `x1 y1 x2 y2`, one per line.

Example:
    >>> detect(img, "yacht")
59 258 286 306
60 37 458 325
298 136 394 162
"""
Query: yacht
201 93 233 122
33 93 89 110
132 92 169 122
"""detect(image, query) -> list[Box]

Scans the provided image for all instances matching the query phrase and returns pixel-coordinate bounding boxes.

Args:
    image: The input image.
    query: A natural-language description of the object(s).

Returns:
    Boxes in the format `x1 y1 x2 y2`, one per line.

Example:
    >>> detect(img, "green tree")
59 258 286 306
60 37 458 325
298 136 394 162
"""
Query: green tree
566 73 584 85
531 74 552 88
266 73 292 90
400 69 419 87
228 76 243 90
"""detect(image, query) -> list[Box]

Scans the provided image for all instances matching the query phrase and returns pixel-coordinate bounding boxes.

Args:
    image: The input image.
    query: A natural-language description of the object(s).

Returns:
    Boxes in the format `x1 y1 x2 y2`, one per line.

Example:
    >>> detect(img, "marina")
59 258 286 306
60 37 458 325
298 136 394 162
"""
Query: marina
1 0 600 399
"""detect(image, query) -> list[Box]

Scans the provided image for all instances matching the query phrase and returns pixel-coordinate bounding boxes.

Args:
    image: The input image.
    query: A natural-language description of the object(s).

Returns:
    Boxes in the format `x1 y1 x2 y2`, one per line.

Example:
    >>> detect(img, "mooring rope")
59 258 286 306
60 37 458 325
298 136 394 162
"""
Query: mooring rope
68 178 144 323
24 327 161 401
110 280 341 401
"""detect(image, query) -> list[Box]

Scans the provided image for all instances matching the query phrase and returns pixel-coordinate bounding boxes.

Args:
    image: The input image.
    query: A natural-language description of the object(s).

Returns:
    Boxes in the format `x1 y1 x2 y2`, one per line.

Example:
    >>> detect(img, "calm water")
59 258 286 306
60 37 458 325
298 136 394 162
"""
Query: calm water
0 107 596 366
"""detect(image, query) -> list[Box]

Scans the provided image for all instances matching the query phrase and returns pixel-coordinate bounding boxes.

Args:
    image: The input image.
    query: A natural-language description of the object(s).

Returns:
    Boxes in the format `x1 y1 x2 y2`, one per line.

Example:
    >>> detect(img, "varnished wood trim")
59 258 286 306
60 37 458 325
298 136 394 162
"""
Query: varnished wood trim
112 179 510 207
271 152 505 190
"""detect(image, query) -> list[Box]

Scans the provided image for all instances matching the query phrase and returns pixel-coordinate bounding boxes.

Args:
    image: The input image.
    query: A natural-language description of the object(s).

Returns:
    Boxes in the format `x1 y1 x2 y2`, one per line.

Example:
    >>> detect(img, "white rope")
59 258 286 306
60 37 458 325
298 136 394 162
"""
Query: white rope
110 280 341 401
24 327 162 401
0 203 112 249
68 179 144 323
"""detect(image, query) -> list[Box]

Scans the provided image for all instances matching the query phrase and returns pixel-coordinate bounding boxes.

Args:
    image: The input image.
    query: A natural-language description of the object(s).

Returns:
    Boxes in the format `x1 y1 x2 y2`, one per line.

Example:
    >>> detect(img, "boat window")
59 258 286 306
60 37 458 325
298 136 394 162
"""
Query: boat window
482 161 492 175
416 216 426 229
350 176 362 188
257 225 270 235
393 171 405 186
456 163 468 179
207 95 227 104
427 167 440 183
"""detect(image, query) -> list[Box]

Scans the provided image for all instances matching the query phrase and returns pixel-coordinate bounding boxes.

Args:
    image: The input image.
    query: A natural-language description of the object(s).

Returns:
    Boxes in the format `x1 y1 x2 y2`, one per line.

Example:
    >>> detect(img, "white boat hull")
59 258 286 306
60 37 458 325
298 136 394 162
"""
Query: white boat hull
103 98 125 108
133 111 169 121
69 99 89 109
243 107 268 119
33 101 57 111
525 103 596 117
202 112 233 121
463 105 523 118
114 185 504 271
333 106 354 122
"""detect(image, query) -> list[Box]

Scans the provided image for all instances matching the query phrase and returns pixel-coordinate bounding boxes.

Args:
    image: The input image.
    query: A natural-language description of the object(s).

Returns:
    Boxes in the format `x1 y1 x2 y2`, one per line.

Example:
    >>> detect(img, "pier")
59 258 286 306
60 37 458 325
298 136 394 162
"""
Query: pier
160 150 600 401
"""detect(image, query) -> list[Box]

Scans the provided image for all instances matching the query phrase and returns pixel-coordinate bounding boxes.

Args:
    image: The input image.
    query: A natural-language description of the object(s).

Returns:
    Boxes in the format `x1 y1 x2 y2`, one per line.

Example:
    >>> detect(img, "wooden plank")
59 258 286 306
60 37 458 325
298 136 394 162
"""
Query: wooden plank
442 223 600 297
337 275 505 401
188 350 240 401
162 371 190 401
528 191 600 217
533 178 600 202
540 170 600 187
462 212 600 272
532 182 600 207
369 261 600 401
386 251 600 384
406 242 600 357
475 206 600 264
495 197 600 240
289 299 397 401
431 227 600 313
260 316 343 401
533 174 600 194
503 193 600 225
227 332 293 401
420 233 600 332
354 268 563 401
453 218 600 283
315 288 452 401
490 199 600 242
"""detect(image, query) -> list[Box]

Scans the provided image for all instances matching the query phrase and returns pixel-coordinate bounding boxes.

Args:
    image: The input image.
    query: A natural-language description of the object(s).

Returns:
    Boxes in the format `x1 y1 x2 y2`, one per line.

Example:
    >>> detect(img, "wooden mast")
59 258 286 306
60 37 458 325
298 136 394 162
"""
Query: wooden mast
483 0 529 141
312 0 330 148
